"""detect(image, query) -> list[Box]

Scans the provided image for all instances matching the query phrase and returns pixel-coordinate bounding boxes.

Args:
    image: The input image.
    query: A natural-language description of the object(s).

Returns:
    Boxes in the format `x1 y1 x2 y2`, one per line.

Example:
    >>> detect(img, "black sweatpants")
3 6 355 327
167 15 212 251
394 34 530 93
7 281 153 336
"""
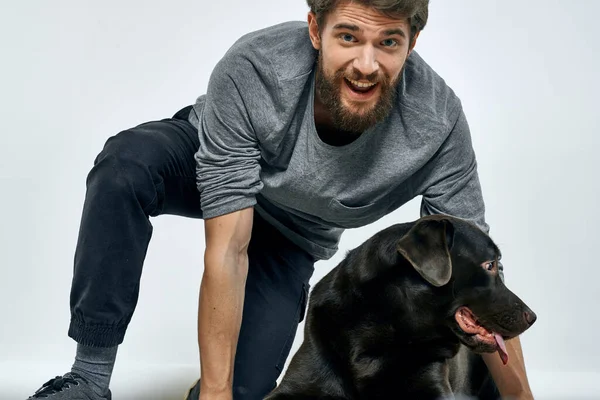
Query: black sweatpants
67 105 315 399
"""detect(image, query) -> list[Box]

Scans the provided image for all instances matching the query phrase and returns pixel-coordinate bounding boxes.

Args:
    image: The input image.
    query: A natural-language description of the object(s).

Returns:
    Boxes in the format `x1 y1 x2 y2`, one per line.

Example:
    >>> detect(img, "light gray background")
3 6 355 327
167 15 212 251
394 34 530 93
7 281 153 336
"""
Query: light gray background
2 0 598 398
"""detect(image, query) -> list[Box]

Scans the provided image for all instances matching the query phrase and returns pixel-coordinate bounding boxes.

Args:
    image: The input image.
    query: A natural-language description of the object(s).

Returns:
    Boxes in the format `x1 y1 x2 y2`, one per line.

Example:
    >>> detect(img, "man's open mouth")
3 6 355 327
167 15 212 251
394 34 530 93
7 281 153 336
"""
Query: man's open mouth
455 306 509 365
344 77 378 95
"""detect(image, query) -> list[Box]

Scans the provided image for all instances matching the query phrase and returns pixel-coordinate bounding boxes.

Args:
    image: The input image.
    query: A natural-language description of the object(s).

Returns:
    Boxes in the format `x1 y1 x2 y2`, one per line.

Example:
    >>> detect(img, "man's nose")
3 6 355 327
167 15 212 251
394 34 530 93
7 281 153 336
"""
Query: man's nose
353 46 379 77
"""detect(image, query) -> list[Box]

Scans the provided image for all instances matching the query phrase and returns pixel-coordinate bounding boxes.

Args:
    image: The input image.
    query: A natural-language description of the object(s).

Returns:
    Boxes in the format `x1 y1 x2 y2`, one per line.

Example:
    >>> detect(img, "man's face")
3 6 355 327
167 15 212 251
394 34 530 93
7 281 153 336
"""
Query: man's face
309 2 417 134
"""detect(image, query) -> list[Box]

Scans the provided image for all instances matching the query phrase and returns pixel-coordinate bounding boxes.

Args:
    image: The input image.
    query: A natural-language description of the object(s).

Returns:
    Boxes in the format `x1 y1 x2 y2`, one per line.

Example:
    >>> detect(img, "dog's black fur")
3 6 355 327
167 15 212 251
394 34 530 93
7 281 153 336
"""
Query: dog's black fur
266 215 536 400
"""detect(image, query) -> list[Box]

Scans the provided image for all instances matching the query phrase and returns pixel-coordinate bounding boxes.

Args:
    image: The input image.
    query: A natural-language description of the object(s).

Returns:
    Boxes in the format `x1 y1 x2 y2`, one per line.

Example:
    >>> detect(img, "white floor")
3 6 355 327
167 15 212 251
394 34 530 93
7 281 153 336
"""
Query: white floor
5 362 599 399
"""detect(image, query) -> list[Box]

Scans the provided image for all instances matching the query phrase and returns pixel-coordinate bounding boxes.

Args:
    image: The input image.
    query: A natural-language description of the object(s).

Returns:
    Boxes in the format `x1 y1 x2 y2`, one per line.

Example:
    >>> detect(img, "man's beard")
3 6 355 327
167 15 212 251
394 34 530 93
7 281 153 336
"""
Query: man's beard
315 51 401 135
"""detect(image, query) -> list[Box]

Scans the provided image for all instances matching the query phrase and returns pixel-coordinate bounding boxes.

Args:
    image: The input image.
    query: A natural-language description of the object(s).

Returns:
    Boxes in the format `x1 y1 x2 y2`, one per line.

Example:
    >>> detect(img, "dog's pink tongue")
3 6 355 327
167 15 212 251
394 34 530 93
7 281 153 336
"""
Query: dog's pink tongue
494 333 509 365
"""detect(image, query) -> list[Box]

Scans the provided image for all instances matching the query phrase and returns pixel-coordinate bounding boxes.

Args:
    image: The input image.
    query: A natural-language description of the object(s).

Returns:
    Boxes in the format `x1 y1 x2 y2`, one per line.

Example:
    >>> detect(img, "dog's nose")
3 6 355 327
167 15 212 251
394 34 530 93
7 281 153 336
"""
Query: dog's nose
524 310 537 326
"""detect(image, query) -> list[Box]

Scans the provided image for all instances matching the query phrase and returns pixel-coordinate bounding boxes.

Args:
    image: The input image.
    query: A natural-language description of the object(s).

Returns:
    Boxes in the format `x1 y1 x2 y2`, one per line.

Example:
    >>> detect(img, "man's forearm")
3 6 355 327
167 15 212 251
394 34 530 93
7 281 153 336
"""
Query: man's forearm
482 336 533 399
197 251 249 397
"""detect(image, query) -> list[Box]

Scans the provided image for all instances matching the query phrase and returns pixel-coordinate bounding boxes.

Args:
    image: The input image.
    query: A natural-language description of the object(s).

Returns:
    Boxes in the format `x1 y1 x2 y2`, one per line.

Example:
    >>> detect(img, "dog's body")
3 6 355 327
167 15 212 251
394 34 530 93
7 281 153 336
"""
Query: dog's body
266 215 536 400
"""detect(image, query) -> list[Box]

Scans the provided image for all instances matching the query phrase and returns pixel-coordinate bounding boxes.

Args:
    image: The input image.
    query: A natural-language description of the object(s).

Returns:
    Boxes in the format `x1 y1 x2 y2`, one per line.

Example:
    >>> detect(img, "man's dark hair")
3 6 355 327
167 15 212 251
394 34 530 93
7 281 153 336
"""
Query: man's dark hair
306 0 429 45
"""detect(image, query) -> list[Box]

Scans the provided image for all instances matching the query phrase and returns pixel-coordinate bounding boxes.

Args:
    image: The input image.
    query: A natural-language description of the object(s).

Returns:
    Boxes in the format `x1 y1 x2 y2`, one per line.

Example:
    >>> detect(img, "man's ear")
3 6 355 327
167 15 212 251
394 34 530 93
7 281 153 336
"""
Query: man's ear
307 12 321 50
396 218 454 287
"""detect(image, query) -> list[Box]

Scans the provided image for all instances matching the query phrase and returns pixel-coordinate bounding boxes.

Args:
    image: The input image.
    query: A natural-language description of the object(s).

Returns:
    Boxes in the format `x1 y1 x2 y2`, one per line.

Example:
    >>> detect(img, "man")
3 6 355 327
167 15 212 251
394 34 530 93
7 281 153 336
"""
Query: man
27 1 534 399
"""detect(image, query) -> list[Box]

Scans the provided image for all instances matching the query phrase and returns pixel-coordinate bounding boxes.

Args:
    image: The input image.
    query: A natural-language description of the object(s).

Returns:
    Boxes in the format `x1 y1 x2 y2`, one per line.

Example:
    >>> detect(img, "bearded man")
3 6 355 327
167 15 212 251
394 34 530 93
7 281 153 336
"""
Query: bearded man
27 1 534 399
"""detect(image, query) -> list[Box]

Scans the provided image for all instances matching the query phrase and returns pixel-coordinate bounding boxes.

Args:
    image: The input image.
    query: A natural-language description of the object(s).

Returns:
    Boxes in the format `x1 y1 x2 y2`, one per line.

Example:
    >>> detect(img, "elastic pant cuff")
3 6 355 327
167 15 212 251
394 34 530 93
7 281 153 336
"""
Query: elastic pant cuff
68 317 127 348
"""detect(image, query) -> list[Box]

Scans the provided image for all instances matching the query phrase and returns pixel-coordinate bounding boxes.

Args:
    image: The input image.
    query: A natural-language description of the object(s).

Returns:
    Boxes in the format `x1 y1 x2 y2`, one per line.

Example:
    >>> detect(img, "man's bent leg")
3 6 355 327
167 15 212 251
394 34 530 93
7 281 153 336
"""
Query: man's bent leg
68 106 202 347
185 212 316 400
186 211 315 400
27 106 201 399
233 214 315 398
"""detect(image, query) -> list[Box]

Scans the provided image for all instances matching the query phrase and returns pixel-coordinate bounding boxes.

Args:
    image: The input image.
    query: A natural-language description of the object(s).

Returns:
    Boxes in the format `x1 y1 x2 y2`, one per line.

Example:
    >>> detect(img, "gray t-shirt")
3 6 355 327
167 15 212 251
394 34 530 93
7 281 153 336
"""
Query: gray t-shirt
188 21 488 260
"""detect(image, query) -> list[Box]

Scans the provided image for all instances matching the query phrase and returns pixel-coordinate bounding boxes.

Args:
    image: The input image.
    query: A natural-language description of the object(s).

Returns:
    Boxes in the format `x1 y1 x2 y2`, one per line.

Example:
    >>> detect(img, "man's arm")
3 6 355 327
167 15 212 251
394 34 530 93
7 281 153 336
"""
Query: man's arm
482 336 533 399
197 207 254 400
416 104 534 396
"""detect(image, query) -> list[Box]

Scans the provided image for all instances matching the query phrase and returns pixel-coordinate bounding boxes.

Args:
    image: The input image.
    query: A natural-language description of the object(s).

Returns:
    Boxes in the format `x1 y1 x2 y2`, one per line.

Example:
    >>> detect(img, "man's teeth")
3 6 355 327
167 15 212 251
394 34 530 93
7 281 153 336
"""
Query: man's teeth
346 78 376 88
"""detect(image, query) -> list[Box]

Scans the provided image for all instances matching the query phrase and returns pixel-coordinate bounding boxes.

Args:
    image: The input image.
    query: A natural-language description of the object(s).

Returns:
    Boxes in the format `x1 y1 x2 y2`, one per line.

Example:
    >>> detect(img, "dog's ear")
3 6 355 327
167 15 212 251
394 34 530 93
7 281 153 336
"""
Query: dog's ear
396 218 454 287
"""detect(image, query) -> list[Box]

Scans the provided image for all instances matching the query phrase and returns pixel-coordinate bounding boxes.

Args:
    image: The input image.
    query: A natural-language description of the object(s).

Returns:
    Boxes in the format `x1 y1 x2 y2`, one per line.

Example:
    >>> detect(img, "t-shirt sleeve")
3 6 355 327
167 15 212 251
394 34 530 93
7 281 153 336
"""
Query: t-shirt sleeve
193 53 265 219
418 103 489 234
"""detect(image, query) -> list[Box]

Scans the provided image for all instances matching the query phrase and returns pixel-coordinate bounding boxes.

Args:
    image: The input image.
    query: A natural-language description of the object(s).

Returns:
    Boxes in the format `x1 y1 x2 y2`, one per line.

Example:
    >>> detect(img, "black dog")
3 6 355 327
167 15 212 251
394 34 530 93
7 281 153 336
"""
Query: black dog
266 215 536 399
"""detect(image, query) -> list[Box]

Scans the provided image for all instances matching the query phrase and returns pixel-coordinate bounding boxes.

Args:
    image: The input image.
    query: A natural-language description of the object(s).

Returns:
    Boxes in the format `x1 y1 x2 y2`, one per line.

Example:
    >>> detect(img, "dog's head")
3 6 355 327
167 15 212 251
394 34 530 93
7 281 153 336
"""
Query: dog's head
395 214 536 365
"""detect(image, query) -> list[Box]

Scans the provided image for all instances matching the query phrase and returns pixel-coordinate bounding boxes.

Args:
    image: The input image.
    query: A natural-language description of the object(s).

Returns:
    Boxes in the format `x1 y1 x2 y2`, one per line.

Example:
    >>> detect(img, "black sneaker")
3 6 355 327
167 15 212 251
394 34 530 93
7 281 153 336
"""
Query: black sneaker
27 372 111 399
184 379 200 400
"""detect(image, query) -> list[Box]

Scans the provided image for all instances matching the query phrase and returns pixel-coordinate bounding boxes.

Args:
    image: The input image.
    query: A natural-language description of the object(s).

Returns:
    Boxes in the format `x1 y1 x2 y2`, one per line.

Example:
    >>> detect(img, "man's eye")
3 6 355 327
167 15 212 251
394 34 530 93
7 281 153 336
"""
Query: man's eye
485 262 494 271
341 34 355 42
382 39 398 47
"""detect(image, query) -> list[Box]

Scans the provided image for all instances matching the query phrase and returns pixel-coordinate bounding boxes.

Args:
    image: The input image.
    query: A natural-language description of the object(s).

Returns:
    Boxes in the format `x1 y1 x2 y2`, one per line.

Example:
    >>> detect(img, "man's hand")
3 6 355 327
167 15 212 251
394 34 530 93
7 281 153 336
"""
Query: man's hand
482 336 534 399
197 207 254 400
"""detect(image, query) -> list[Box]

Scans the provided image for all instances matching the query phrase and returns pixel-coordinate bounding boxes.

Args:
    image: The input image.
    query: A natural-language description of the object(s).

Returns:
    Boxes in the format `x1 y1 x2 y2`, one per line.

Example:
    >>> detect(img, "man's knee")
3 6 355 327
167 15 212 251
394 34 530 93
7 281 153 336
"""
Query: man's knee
87 129 163 215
